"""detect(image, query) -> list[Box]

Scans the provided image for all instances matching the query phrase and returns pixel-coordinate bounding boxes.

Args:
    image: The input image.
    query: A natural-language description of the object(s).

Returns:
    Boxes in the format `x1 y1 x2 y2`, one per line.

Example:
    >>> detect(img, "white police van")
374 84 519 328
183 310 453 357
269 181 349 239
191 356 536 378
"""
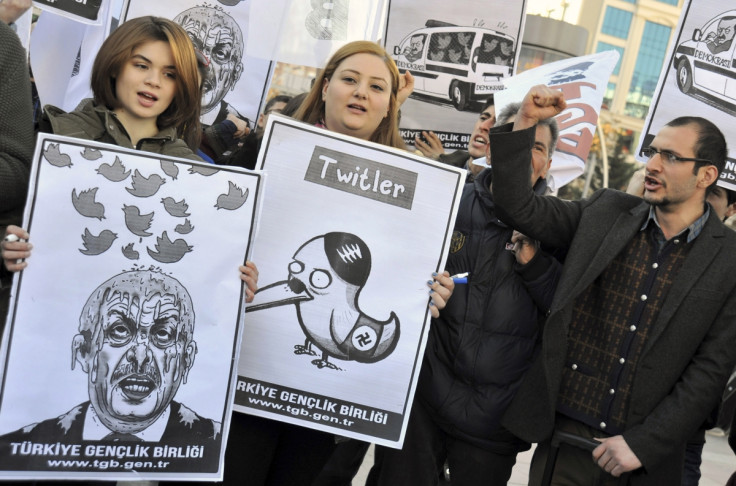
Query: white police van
673 10 736 111
392 20 515 110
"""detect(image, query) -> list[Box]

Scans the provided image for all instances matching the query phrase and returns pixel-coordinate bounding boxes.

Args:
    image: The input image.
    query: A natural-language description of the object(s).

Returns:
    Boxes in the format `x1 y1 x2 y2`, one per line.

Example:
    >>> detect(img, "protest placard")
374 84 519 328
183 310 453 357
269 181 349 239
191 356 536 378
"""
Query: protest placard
0 135 262 480
233 116 465 448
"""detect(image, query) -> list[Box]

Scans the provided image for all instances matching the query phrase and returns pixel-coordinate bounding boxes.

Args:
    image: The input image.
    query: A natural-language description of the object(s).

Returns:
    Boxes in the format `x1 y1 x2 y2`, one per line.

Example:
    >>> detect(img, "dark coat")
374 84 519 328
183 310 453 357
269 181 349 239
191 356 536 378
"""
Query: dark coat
491 124 736 484
41 101 201 161
418 169 561 453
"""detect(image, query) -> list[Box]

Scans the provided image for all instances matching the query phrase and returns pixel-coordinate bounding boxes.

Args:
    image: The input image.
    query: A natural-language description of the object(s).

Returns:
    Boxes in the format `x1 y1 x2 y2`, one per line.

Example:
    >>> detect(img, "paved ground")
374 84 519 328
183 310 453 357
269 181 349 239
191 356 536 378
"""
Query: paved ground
119 429 736 485
353 431 736 485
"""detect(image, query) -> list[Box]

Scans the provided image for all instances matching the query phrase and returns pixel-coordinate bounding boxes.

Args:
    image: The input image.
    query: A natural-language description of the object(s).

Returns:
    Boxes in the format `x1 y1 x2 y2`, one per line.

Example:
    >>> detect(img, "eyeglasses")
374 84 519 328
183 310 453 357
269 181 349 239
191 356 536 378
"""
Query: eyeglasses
641 146 711 164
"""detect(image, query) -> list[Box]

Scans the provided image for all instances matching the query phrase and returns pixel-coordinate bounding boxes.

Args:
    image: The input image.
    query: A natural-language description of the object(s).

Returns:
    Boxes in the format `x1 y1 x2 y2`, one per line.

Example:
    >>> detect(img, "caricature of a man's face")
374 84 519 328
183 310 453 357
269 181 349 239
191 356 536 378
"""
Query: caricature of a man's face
74 271 196 434
715 17 736 45
410 35 424 54
174 7 244 114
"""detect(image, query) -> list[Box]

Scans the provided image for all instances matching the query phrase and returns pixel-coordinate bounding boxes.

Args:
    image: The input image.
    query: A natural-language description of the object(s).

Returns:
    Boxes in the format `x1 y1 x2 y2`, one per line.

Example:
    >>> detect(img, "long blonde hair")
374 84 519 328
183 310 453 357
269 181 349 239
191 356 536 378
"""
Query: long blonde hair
293 41 405 150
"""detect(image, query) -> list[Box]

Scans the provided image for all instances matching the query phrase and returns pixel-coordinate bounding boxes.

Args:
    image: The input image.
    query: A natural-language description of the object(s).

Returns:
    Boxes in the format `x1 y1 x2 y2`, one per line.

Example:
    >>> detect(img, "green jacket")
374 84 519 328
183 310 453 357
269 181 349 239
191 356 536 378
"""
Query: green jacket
41 100 201 161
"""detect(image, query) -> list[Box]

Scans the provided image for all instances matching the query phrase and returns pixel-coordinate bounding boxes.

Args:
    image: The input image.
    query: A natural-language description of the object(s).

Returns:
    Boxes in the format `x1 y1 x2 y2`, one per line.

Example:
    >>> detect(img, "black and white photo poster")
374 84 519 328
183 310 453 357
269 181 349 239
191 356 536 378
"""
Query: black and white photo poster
233 116 465 448
0 135 262 480
383 0 527 149
122 0 273 129
639 0 736 190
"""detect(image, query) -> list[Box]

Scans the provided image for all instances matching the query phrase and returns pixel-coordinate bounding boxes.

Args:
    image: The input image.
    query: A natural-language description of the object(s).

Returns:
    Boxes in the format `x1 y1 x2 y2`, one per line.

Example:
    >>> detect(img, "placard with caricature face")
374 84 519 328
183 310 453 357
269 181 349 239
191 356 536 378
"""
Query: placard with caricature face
0 135 261 481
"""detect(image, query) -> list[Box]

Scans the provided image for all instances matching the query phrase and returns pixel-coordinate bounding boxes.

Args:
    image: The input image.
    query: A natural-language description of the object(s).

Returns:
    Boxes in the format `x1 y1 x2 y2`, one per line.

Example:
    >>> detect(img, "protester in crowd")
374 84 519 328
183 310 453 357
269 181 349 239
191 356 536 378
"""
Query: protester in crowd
626 166 736 485
491 85 736 484
222 94 292 169
39 16 202 158
415 95 496 183
1 16 258 298
280 92 308 118
218 40 450 486
0 0 33 332
368 102 562 486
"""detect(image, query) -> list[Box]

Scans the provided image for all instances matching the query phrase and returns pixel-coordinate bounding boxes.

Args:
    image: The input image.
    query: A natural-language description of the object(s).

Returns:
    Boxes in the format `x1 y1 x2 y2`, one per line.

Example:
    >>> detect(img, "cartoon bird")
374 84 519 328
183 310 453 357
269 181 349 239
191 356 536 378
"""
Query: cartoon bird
122 204 154 237
160 160 179 180
249 232 400 370
79 228 117 256
175 218 194 235
161 197 190 217
122 243 139 260
215 182 249 210
44 143 72 168
188 165 219 176
81 147 103 160
97 156 130 182
71 188 105 220
147 231 193 263
126 169 166 197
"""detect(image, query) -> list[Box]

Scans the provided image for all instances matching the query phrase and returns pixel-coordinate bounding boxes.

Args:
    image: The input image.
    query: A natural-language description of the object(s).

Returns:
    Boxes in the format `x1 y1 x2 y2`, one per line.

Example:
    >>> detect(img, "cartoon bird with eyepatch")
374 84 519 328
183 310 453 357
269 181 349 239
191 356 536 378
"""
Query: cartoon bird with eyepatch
249 232 399 370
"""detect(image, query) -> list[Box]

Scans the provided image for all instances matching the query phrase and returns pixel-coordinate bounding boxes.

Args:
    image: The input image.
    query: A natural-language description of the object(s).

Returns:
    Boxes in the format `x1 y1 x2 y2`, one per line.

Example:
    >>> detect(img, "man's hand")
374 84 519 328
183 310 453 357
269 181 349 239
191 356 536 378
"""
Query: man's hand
0 0 31 24
513 84 567 132
226 113 251 138
415 131 444 159
592 435 642 477
397 71 415 106
511 230 538 265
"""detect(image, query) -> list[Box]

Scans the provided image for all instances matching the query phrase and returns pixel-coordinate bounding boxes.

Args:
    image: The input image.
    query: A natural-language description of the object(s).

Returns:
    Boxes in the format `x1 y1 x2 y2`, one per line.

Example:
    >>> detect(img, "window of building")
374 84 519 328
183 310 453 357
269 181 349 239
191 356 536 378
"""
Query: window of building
601 7 633 39
656 0 678 5
596 42 625 75
625 21 672 118
621 0 636 3
603 82 616 110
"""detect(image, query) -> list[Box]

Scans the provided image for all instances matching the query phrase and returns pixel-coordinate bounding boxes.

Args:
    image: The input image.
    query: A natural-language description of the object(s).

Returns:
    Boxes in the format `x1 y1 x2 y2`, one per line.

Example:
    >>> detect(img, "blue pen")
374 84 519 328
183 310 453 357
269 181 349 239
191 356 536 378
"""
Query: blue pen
451 272 469 284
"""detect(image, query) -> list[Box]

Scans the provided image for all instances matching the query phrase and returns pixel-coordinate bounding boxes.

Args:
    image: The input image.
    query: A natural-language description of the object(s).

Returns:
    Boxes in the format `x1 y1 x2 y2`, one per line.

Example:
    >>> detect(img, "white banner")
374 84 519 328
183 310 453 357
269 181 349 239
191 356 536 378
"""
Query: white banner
122 0 273 128
384 0 527 150
247 0 387 68
233 116 465 448
33 0 105 24
30 1 116 112
495 50 620 188
0 135 262 481
638 0 736 191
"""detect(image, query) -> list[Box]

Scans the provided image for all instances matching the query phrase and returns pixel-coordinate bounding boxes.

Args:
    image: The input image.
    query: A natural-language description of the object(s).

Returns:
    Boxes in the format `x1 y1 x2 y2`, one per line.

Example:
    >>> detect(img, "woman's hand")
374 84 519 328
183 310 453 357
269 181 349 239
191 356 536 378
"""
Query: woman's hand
240 260 259 303
427 271 454 318
1 225 31 272
397 71 415 106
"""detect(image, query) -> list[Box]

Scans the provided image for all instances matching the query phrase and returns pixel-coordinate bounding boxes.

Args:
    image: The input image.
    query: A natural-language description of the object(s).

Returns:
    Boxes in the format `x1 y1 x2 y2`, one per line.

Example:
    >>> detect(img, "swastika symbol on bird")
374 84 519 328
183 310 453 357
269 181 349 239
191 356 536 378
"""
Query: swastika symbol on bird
352 327 377 351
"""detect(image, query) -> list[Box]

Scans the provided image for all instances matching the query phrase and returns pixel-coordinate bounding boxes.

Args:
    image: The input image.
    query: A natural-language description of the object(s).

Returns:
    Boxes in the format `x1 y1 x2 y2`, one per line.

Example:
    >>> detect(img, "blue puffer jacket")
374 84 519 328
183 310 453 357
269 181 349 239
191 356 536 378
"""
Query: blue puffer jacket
418 168 561 453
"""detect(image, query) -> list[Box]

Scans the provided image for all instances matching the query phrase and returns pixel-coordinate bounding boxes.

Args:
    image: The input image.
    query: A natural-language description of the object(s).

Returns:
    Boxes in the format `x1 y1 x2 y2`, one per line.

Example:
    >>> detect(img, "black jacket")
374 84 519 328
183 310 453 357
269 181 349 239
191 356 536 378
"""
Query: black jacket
418 168 561 452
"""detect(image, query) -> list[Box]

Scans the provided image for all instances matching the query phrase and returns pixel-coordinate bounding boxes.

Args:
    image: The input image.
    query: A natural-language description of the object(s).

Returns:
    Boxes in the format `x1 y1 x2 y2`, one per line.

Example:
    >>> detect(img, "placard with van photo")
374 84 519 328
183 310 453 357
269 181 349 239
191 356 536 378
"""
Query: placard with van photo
639 0 736 190
233 115 465 448
383 0 527 150
0 134 262 481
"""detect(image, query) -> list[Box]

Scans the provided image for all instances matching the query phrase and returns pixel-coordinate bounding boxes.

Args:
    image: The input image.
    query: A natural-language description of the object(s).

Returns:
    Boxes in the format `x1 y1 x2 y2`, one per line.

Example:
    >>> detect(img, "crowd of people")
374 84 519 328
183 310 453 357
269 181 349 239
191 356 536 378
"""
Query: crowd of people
2 2 736 485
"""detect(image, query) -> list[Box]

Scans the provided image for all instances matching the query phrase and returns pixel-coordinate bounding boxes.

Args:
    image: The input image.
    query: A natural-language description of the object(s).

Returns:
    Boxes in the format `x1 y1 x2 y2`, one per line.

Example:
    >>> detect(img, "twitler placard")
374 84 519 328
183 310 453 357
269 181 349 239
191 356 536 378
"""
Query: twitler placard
234 116 465 448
